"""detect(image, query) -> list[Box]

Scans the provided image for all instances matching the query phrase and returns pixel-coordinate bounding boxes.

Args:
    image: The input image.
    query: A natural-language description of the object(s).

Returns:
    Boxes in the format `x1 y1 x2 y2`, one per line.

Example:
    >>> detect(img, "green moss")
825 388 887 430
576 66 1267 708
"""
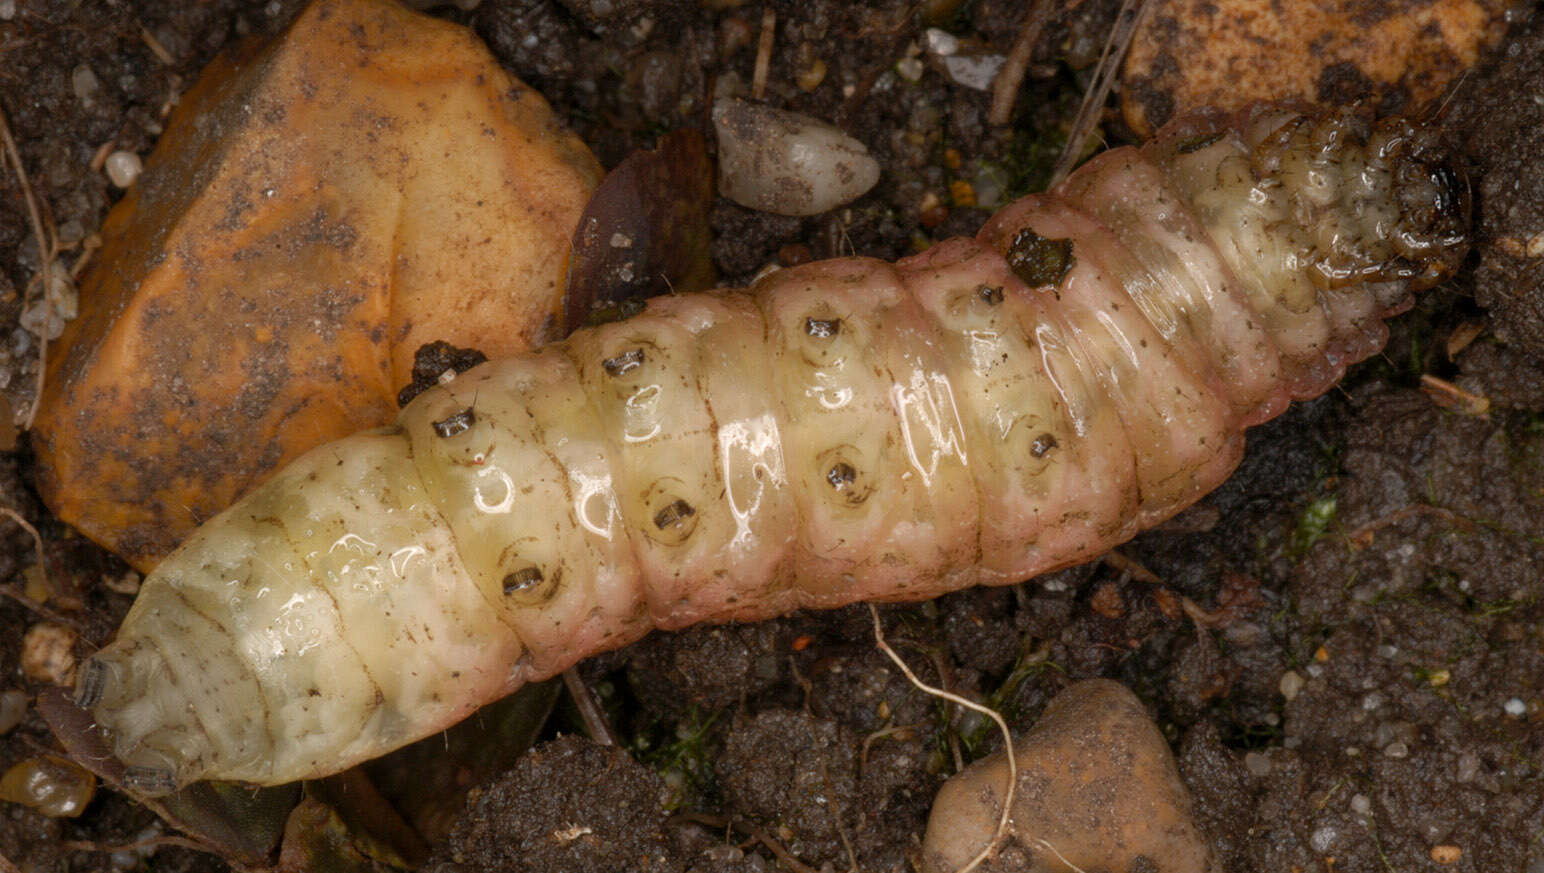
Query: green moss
631 706 723 810
1289 495 1338 558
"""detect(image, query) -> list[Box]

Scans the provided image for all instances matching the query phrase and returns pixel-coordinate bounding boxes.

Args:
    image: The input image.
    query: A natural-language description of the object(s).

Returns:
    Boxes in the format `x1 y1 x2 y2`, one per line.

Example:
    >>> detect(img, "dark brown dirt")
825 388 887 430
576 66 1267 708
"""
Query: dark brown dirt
1457 11 1544 361
429 735 678 873
0 2 1541 873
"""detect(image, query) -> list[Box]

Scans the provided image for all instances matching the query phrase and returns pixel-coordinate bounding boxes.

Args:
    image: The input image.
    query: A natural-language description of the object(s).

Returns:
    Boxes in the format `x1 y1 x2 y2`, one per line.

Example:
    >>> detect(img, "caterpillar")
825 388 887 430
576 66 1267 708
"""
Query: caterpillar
71 104 1467 795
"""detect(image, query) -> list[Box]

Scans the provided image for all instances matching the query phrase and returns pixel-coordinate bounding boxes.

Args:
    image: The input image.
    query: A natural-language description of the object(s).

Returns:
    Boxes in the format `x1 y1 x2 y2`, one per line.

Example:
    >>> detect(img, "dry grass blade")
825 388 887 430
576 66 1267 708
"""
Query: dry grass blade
61 835 218 858
0 101 53 429
867 604 1015 873
562 666 620 746
752 7 776 101
1031 837 1089 873
673 811 820 873
0 506 46 587
1049 0 1155 186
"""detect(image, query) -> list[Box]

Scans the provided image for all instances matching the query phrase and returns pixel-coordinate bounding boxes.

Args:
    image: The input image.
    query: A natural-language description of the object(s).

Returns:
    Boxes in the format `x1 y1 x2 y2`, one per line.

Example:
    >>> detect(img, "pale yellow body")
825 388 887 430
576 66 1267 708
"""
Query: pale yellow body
81 106 1466 792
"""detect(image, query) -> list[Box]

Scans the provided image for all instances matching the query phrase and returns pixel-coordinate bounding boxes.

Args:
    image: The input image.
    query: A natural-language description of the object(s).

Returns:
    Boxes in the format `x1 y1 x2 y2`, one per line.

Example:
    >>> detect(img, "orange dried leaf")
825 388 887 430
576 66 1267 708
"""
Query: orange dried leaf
1121 0 1510 136
33 0 602 570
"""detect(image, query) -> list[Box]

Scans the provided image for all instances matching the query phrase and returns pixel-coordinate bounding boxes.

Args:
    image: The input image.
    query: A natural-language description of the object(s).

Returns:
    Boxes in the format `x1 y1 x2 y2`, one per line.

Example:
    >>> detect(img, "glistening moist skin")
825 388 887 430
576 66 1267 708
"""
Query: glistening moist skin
75 104 1469 793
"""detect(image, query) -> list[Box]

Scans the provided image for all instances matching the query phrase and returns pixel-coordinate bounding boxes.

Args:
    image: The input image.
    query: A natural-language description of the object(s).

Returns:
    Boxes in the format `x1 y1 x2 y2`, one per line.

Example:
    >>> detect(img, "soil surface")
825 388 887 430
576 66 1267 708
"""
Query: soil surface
1 2 1542 873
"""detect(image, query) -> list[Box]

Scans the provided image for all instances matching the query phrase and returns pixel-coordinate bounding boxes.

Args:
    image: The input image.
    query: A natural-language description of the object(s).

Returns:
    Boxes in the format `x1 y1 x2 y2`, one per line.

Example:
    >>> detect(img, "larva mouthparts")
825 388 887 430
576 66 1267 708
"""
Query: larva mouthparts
77 105 1469 793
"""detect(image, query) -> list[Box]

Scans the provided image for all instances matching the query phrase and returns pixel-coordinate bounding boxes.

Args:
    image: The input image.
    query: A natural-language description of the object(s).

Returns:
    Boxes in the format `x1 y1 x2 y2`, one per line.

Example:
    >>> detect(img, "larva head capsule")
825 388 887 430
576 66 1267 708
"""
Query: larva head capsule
1148 102 1471 308
1382 119 1471 288
1255 105 1472 293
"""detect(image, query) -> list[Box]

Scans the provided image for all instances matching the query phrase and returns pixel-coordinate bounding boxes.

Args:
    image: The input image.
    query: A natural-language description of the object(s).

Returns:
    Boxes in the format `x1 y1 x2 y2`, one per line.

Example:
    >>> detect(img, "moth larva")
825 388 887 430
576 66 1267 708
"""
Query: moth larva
74 105 1468 794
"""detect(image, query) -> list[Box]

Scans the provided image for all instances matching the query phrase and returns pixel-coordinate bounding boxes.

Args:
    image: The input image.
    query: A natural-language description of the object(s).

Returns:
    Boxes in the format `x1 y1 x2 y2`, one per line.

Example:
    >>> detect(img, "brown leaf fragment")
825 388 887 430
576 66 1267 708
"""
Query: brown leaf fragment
278 797 402 873
564 128 715 336
31 0 602 571
1420 374 1491 417
1445 320 1486 360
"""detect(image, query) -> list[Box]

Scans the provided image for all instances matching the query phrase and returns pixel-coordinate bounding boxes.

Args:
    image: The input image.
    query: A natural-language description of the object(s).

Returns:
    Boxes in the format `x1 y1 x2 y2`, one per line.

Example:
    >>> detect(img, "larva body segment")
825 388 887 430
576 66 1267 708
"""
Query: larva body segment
77 106 1468 793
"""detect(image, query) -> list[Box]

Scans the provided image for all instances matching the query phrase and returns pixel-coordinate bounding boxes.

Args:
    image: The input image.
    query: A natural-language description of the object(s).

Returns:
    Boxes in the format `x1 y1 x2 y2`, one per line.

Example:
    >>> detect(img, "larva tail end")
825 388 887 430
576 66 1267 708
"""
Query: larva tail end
79 645 207 797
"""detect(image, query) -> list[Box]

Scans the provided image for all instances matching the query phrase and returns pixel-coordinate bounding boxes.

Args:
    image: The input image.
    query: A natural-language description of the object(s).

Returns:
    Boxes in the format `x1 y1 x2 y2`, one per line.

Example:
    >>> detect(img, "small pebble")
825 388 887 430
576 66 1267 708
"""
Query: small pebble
105 150 144 188
1503 697 1527 717
71 64 102 106
21 623 77 685
0 756 96 818
942 53 1006 91
1430 845 1463 865
1279 670 1305 701
925 28 959 56
948 179 975 208
1383 741 1409 759
1350 793 1372 817
713 98 880 216
796 59 827 92
1309 824 1338 853
776 243 812 267
1243 752 1271 777
1456 752 1481 783
922 681 1214 873
0 690 27 734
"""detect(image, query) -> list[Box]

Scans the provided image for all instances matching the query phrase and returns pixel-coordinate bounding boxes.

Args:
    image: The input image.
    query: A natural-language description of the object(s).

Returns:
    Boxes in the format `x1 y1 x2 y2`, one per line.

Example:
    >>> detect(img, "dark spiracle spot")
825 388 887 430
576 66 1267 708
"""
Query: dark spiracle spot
1174 131 1224 154
976 284 1004 305
584 296 647 330
502 567 544 596
826 461 858 491
432 408 476 438
603 347 646 377
804 316 842 338
816 446 873 507
1030 432 1059 458
1006 229 1074 290
653 498 696 530
123 766 176 795
73 659 106 707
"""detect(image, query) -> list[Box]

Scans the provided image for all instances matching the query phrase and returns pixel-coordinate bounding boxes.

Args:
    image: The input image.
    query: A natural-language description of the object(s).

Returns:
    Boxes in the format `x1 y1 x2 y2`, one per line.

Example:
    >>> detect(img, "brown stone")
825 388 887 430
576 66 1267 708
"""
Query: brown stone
920 679 1217 873
32 0 601 569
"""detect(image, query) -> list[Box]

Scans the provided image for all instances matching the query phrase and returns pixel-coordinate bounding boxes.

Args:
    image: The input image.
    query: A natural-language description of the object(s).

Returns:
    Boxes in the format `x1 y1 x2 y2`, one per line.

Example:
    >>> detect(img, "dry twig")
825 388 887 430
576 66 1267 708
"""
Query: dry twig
0 506 46 588
62 835 219 857
0 101 53 429
988 0 1057 126
561 666 620 746
752 7 776 101
673 811 820 873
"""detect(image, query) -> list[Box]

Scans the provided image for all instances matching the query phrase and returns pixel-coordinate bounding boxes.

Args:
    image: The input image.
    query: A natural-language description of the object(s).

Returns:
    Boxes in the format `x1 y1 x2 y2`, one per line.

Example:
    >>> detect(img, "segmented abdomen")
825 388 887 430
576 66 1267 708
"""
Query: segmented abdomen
79 105 1468 792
